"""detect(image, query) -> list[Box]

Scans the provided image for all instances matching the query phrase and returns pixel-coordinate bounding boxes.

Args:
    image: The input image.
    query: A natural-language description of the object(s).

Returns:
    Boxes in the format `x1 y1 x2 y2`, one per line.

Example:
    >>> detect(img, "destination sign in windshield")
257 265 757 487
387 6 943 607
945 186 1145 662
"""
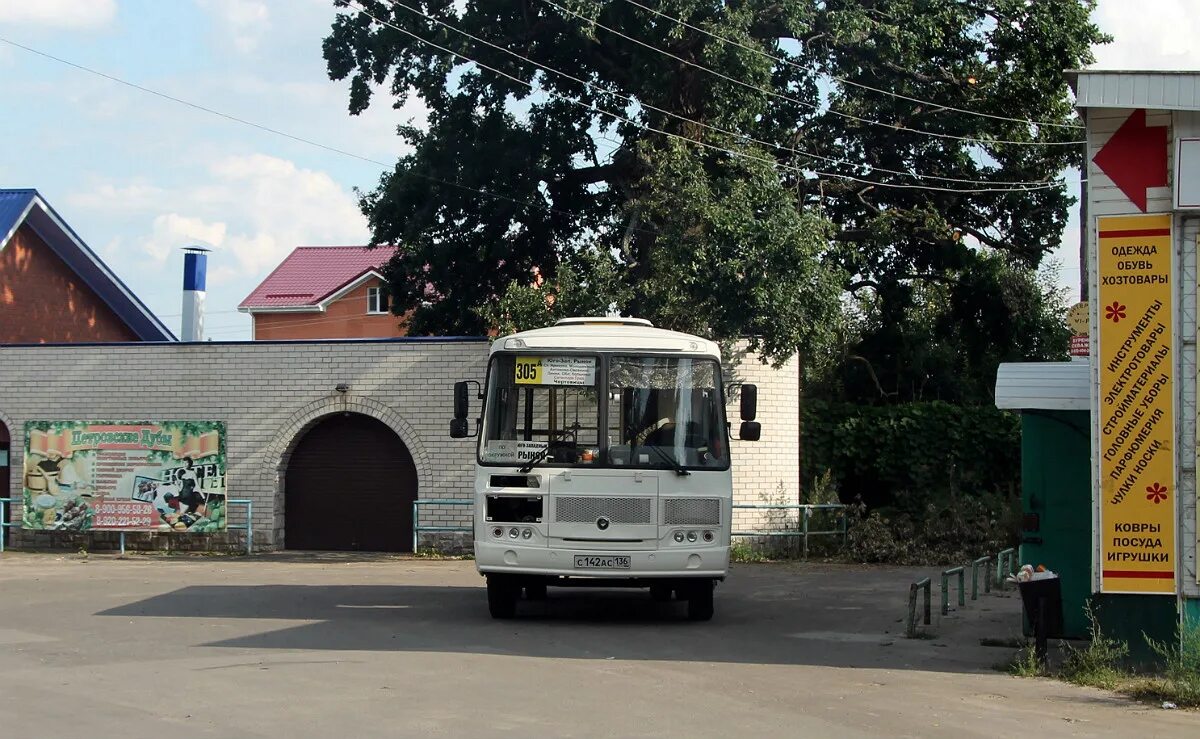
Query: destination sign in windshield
514 356 596 386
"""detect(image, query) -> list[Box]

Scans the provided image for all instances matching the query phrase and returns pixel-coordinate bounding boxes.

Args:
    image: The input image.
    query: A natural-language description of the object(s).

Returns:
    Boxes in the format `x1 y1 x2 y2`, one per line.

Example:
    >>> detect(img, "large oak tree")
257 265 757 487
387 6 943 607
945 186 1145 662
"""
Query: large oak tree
324 0 1104 386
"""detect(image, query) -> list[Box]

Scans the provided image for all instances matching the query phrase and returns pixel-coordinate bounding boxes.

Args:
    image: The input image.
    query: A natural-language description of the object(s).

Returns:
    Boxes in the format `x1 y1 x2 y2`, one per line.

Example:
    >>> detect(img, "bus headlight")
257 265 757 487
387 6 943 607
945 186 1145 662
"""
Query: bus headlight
686 531 698 542
522 528 533 539
509 527 519 539
702 530 714 543
492 527 503 538
673 531 685 543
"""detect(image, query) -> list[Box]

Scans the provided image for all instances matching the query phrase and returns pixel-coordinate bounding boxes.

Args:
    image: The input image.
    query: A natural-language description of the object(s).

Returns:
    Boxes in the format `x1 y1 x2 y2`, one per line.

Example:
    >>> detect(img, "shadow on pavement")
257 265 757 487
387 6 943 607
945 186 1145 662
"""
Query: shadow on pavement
94 566 1024 672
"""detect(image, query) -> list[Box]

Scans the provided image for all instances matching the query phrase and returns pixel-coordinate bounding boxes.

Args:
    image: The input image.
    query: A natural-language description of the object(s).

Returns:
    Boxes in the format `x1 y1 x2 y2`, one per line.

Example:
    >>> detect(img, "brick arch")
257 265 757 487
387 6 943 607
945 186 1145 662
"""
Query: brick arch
0 407 16 522
261 395 431 543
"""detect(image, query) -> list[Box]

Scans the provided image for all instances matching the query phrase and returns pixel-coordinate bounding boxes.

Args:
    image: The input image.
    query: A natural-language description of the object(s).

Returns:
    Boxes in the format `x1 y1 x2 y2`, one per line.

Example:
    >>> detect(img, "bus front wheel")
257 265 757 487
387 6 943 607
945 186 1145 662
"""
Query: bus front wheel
487 575 518 619
686 580 715 621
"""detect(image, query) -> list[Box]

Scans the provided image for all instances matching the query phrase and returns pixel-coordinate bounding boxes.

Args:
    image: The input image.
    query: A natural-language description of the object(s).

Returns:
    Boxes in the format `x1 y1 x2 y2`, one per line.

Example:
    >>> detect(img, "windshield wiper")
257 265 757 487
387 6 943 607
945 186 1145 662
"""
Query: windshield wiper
519 426 578 473
626 422 689 476
646 442 690 476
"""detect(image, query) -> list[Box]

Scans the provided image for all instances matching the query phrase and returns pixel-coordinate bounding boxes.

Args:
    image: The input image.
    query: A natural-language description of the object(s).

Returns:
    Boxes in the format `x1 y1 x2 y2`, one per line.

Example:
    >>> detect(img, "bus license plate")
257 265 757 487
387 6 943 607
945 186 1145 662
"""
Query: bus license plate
574 555 631 570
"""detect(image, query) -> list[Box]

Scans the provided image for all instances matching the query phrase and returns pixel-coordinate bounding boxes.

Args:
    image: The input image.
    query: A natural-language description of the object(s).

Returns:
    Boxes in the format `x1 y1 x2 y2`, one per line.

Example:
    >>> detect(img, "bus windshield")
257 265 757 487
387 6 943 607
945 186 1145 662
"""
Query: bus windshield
478 353 728 470
480 354 602 466
608 356 728 470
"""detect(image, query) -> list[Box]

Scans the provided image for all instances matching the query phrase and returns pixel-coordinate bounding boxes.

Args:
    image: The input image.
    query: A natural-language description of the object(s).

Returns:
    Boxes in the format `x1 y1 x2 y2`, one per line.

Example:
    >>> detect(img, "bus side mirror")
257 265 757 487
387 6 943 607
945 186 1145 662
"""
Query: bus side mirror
450 381 474 438
453 381 470 420
740 384 758 421
739 421 761 441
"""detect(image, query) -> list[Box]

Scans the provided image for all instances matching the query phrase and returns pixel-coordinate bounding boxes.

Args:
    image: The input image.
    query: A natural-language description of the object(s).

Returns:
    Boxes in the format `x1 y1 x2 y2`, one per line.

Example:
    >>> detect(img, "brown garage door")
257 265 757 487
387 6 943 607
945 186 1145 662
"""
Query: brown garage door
285 413 417 552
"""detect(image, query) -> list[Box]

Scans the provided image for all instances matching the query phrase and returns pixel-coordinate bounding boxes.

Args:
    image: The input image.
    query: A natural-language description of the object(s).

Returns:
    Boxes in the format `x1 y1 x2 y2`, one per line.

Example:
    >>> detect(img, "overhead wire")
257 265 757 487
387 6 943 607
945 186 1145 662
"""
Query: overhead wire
0 35 663 240
615 0 1086 131
351 1 1069 193
541 0 1083 147
381 0 1063 187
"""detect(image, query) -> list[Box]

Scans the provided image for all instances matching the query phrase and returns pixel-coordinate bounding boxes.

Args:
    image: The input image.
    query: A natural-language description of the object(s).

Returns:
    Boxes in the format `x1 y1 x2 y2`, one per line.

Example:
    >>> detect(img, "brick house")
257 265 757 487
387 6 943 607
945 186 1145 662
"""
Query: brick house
238 246 407 340
0 189 173 344
0 189 172 522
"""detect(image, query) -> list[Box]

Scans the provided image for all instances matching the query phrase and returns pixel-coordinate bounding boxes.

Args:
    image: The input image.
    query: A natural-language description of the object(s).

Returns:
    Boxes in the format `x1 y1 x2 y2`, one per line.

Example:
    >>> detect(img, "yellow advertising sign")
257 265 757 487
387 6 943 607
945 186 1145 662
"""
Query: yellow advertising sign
1067 301 1089 335
1097 214 1175 594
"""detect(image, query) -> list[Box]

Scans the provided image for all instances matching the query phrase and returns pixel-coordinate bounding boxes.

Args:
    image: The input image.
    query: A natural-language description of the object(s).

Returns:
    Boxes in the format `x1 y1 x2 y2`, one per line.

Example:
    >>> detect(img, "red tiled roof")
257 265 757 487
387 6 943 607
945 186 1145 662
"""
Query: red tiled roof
239 246 393 309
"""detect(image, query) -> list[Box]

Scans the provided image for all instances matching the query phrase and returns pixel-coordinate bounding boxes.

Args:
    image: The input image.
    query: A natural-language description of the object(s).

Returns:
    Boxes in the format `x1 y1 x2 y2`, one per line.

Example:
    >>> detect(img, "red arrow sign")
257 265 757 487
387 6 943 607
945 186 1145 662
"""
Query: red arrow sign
1092 109 1168 212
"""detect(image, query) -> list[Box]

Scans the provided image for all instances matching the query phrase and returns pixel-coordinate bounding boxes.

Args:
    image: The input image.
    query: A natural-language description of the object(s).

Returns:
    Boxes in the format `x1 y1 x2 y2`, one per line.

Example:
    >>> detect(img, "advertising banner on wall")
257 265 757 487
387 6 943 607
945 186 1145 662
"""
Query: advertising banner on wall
1096 214 1175 594
22 421 227 533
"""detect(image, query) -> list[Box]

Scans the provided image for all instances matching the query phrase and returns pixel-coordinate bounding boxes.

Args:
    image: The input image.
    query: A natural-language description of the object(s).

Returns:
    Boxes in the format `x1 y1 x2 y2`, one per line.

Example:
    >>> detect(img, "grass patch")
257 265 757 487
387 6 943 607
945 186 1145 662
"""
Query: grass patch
1005 644 1043 678
1058 606 1130 690
730 543 774 563
412 548 474 561
1007 605 1200 708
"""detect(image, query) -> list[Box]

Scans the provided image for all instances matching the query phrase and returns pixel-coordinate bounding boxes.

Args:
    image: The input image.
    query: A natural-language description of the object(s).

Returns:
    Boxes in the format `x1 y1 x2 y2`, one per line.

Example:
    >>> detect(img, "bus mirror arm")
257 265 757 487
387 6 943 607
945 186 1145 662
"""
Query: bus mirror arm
725 382 758 421
451 380 482 438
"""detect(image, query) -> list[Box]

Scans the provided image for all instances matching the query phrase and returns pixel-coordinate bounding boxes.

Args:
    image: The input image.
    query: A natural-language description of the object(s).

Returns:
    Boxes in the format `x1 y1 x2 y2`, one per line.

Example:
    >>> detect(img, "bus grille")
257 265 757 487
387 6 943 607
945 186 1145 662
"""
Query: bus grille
555 496 653 524
662 498 720 526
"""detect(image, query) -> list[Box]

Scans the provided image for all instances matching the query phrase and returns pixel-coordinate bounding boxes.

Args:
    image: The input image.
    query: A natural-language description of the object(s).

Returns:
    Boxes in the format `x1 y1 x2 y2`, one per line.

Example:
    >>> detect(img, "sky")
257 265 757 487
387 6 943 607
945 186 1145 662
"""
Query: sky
1 1 1199 340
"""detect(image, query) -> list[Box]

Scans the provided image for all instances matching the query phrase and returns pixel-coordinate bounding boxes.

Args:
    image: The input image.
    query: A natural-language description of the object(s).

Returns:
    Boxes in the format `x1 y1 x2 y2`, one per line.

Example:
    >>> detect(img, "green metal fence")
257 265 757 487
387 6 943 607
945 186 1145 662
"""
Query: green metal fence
412 499 474 552
732 503 848 558
0 497 253 555
0 498 13 553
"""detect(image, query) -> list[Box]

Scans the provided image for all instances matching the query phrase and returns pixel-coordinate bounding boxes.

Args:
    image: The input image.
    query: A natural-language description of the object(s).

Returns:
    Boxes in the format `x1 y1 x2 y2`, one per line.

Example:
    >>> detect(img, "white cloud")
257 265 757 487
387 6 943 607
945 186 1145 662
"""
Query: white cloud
66 183 166 212
141 213 228 262
1091 0 1200 70
0 0 117 29
74 153 369 276
197 0 270 53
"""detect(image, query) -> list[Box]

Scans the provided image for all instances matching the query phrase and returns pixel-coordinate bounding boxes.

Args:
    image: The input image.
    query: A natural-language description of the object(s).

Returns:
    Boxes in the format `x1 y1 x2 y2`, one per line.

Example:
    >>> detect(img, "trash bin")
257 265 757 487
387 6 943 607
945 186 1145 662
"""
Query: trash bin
1018 576 1063 661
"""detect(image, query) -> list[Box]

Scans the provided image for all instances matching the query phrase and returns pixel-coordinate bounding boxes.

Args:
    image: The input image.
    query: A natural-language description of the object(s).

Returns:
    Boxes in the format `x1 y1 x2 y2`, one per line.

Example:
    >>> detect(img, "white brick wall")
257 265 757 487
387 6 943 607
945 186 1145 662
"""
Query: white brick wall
727 349 802 534
0 339 799 552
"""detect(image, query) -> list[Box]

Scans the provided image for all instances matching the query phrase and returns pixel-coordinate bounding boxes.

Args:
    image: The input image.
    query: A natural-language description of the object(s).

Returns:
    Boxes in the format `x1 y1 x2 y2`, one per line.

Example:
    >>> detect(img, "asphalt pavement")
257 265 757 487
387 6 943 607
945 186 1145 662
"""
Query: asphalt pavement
0 553 1194 737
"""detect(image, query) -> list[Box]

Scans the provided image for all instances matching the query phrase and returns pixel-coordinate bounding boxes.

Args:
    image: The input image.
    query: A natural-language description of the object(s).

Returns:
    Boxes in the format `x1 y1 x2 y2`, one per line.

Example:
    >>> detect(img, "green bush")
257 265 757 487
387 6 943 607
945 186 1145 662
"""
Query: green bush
804 400 1020 563
802 400 1020 510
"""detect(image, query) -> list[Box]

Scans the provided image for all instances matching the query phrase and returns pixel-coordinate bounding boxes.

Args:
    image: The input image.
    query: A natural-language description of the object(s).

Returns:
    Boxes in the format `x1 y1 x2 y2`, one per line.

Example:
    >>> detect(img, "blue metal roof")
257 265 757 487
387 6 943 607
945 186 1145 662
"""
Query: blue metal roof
0 189 37 245
0 188 175 341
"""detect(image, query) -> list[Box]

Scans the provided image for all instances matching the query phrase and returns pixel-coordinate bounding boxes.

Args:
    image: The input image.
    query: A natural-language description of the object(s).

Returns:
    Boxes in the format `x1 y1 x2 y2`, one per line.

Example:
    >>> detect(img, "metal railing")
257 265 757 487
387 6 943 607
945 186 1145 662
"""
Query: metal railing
996 547 1017 587
732 503 848 558
971 555 993 600
0 497 253 555
941 566 965 615
903 546 1023 637
0 498 14 553
907 577 932 638
412 499 473 552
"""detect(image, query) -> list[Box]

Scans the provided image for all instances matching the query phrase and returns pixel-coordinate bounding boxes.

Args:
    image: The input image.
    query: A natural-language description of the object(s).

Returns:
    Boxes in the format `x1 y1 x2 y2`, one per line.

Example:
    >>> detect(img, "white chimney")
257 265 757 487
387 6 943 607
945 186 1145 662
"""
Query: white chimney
181 246 210 342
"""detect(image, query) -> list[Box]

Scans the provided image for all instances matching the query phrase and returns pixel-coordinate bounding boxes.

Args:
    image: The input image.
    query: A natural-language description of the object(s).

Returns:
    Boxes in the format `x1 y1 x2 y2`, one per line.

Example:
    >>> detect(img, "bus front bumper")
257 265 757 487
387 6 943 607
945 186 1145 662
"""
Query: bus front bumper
474 540 729 579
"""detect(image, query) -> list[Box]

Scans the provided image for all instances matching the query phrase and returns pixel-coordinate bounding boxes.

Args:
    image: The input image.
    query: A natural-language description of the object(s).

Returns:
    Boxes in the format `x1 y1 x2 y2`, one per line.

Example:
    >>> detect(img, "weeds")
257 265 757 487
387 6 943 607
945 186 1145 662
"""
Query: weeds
730 542 772 563
1006 644 1044 678
1009 604 1200 708
1057 604 1130 690
1136 619 1200 707
412 548 474 561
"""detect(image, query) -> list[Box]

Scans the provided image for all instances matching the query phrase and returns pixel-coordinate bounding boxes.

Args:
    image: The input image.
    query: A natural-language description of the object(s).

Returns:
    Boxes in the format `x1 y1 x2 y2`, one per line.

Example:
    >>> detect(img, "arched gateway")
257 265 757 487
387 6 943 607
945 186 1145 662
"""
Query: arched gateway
284 413 418 552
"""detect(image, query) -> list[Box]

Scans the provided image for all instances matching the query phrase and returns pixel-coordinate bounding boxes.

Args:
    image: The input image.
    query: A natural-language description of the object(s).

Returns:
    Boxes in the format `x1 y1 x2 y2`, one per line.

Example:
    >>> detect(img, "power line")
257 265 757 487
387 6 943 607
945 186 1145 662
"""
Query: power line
0 35 661 238
382 0 1061 187
542 0 1084 147
616 0 1085 131
351 2 1068 194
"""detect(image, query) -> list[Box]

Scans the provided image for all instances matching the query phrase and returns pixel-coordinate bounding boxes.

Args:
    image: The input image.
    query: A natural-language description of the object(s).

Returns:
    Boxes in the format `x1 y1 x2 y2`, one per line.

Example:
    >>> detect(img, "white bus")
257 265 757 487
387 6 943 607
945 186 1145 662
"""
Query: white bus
450 317 760 620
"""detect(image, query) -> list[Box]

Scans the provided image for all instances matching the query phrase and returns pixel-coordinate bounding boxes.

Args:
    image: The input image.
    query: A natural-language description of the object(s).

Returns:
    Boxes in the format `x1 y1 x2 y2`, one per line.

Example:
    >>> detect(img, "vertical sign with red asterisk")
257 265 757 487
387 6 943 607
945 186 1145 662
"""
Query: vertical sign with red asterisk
1097 213 1175 594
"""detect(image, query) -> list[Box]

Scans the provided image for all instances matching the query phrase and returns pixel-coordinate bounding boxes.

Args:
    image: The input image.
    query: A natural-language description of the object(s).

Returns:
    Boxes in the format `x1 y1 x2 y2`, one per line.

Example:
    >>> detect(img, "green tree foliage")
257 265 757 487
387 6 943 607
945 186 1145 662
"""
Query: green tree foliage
830 254 1071 403
324 0 1104 371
